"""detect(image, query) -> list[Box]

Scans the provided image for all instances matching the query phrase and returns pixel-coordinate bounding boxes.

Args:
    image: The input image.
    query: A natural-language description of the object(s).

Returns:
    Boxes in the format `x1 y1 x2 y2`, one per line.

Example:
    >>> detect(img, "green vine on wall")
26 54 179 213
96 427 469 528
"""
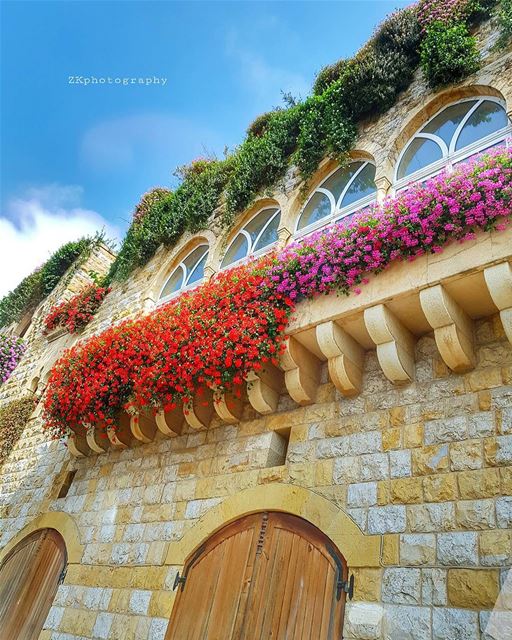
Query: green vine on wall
0 234 106 329
0 396 35 467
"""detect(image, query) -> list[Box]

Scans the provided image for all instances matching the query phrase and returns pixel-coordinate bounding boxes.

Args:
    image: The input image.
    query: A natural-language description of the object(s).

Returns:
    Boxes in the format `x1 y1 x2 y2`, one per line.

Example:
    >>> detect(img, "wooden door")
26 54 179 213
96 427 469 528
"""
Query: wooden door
166 512 348 640
0 528 67 640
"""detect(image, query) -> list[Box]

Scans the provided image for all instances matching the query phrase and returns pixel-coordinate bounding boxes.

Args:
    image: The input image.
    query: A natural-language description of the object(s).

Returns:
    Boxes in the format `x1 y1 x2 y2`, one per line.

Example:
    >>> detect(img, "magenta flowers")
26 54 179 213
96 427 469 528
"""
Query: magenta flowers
0 334 26 385
265 147 512 302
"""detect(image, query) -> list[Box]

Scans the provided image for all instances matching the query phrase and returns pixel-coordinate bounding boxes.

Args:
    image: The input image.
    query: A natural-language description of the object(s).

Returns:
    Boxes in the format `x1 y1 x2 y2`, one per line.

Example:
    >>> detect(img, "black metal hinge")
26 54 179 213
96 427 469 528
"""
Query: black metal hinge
337 574 354 601
58 566 67 585
173 571 187 591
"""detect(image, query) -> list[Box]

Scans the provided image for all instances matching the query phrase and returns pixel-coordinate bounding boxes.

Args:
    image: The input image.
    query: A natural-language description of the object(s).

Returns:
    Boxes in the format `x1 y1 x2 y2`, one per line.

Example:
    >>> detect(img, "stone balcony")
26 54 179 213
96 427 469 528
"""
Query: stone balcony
67 227 512 457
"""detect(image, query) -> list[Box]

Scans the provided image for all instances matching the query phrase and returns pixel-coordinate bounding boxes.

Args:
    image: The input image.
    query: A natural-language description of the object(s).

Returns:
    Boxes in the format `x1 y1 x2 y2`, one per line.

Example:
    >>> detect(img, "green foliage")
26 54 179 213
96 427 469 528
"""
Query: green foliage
247 111 279 138
111 160 232 280
312 59 349 96
497 0 512 46
0 396 35 466
0 236 101 328
420 22 480 88
224 108 301 220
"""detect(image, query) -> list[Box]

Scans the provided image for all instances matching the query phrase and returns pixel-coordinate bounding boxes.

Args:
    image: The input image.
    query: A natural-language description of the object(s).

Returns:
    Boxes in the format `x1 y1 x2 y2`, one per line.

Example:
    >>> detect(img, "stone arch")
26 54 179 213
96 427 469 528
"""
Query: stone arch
385 83 509 179
0 511 83 565
165 483 381 569
211 197 284 270
146 231 216 305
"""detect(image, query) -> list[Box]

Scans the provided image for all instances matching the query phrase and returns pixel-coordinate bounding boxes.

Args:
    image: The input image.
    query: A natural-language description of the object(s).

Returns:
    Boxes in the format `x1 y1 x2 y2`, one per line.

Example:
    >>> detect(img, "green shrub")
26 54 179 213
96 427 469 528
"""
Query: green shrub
0 236 100 328
312 59 349 96
373 7 422 61
247 111 279 138
497 0 512 45
420 21 480 88
0 396 35 467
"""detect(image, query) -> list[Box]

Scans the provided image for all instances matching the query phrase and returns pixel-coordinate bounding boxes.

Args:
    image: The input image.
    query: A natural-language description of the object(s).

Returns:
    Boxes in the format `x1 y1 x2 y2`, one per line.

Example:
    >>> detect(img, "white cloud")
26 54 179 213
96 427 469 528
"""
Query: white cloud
0 184 120 298
225 28 309 108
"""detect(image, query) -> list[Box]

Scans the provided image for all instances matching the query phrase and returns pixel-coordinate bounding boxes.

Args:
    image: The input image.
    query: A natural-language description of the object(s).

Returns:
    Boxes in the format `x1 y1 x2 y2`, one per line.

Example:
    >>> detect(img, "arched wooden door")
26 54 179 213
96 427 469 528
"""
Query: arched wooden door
165 512 350 640
0 528 67 640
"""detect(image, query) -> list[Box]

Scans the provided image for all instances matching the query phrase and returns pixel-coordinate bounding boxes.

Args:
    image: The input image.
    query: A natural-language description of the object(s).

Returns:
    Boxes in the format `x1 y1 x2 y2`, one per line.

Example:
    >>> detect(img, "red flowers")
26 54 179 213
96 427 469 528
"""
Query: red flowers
43 258 294 438
44 285 110 335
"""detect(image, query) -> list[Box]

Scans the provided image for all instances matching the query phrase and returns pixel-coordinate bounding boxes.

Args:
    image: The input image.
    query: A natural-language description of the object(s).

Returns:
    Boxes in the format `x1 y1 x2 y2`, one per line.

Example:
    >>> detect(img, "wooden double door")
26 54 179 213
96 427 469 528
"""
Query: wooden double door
165 512 348 640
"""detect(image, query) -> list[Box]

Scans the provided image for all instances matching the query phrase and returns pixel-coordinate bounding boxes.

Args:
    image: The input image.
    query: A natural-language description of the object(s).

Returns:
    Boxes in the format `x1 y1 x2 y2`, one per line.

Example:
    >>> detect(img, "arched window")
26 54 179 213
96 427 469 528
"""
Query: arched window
0 528 67 639
395 98 511 187
296 161 377 235
159 244 209 302
221 207 280 269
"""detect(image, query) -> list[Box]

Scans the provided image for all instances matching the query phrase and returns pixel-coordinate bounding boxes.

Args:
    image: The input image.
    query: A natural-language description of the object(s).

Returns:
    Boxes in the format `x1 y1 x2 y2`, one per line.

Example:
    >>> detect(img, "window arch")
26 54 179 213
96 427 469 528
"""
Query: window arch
296 161 377 236
395 97 511 186
159 244 209 302
0 528 67 639
221 207 280 269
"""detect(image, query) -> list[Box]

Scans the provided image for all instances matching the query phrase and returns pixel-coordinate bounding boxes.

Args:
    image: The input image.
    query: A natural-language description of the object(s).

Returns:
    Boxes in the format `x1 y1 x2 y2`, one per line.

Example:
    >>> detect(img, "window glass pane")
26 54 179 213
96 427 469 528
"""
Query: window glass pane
160 266 184 298
187 251 208 285
297 192 332 230
341 163 377 208
322 163 362 202
456 100 508 151
221 234 249 268
244 208 276 243
254 210 280 252
397 137 443 179
422 101 476 145
183 246 208 274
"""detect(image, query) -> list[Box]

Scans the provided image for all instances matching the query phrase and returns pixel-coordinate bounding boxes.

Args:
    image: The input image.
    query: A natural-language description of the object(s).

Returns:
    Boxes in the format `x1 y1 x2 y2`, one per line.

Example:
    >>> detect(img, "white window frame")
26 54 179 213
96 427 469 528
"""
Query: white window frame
294 160 377 240
393 97 512 193
220 207 281 270
158 244 209 304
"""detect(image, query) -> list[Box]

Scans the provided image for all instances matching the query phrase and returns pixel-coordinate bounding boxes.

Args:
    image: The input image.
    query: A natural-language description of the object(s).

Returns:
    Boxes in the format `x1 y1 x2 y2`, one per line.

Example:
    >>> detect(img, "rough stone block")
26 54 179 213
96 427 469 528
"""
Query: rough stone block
450 439 483 471
447 569 500 609
412 444 449 475
456 499 496 530
468 412 495 438
479 529 512 566
351 568 382 601
347 482 377 508
92 613 113 640
422 569 447 606
457 468 500 500
408 502 456 533
425 416 467 444
382 568 421 605
433 607 479 640
389 450 412 479
390 478 423 504
400 534 436 566
437 532 478 567
382 534 399 566
358 453 389 482
496 496 512 528
344 602 384 640
423 474 458 502
383 605 431 640
368 505 406 534
129 589 152 615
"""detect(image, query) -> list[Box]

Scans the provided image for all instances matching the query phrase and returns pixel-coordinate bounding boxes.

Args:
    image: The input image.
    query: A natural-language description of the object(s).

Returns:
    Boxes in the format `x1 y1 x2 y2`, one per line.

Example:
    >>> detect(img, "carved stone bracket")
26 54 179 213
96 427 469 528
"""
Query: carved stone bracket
364 304 415 383
484 262 512 345
184 388 214 430
280 336 322 405
107 414 133 449
246 365 283 415
316 321 364 396
85 424 109 454
213 385 244 424
130 412 157 443
156 403 184 437
68 433 91 457
420 284 475 372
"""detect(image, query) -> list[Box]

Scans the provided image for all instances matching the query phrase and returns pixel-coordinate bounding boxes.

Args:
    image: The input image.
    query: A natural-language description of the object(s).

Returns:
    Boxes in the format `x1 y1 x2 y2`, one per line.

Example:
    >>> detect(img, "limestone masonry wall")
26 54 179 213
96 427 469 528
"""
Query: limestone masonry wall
0 16 511 640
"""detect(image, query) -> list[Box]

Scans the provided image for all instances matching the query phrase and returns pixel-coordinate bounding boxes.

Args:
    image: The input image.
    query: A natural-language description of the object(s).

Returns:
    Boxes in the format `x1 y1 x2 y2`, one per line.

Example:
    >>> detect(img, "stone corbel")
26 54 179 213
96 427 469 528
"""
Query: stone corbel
184 388 214 430
280 336 322 405
374 175 392 203
277 226 292 244
484 262 512 345
213 385 244 424
246 365 283 415
316 321 364 396
107 413 133 449
364 304 415 383
419 284 475 372
156 403 184 437
130 412 157 443
68 433 91 457
85 424 109 453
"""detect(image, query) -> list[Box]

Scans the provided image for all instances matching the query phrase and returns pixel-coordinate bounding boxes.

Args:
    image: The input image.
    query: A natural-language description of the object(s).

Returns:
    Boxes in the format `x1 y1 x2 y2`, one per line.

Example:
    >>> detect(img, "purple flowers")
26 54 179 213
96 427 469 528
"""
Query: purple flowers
0 334 26 385
417 0 470 30
265 146 512 302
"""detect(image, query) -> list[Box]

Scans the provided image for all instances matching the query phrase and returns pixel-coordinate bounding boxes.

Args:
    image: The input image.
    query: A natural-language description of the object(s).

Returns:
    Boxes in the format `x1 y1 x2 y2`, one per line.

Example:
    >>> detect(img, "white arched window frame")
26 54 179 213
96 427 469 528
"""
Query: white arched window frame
294 160 377 239
158 244 209 304
220 207 281 269
393 97 512 192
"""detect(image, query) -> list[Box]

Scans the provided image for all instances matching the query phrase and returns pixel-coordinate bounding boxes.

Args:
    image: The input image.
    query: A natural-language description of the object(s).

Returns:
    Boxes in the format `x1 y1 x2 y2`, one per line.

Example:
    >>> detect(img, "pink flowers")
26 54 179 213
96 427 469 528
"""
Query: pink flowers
265 147 512 301
417 0 471 30
0 334 26 385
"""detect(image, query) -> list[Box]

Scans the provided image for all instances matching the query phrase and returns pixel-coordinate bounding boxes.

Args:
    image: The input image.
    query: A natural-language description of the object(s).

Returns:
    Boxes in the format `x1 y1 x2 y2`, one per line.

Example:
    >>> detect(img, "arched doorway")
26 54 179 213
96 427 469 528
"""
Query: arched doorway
0 528 67 640
165 511 351 640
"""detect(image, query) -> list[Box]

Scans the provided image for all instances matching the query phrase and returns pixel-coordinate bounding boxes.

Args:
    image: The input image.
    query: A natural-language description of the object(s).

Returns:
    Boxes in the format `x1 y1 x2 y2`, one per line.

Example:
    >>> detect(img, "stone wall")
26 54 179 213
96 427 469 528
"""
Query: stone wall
0 16 511 640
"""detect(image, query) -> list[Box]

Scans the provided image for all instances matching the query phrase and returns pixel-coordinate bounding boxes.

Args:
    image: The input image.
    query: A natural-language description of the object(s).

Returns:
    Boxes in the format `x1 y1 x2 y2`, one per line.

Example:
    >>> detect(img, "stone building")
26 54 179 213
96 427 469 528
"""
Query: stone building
0 11 511 640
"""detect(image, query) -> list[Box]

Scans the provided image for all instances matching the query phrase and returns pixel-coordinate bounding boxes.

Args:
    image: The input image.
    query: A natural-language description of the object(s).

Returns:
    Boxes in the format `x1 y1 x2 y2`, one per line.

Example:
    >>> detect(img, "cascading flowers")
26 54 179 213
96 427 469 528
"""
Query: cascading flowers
0 334 26 385
44 285 111 335
43 147 512 439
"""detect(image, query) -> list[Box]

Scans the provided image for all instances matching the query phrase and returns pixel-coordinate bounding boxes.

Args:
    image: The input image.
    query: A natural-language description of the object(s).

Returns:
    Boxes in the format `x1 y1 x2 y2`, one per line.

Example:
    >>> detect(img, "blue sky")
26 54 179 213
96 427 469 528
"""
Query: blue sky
0 0 409 295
